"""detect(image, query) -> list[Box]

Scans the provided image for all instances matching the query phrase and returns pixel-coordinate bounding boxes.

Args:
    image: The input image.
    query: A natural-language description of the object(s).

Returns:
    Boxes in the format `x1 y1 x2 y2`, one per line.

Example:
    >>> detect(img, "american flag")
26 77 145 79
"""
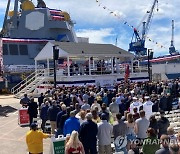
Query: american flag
49 9 65 21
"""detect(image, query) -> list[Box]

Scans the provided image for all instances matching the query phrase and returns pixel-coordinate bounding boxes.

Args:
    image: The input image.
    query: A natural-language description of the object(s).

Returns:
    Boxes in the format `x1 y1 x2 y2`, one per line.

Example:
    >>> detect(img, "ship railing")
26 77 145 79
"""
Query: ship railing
47 65 148 77
11 69 46 95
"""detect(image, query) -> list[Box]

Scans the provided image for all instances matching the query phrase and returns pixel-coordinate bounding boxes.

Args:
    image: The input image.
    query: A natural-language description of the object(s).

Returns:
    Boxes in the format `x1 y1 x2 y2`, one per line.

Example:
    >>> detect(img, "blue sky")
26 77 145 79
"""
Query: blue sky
0 0 179 57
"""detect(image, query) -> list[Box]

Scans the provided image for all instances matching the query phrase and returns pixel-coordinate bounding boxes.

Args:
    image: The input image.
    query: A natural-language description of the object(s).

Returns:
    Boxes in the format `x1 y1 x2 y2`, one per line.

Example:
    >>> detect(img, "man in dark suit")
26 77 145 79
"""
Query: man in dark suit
79 113 98 154
28 98 38 125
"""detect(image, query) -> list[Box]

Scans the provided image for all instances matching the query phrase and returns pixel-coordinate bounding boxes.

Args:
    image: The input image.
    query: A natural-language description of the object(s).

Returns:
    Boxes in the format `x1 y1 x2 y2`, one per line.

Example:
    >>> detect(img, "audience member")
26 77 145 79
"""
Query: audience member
97 113 113 154
79 113 98 154
47 100 60 134
142 128 160 154
155 135 170 154
63 111 80 136
65 131 85 154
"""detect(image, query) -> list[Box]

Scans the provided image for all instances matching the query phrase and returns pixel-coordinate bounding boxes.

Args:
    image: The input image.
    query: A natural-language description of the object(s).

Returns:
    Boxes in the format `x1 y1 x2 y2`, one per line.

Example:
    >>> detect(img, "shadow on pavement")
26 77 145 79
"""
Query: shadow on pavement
0 105 17 117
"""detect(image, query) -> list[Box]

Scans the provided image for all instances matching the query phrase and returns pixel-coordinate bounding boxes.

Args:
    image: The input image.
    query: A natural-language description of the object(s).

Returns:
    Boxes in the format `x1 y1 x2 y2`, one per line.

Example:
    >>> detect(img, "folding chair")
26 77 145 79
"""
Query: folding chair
44 120 51 133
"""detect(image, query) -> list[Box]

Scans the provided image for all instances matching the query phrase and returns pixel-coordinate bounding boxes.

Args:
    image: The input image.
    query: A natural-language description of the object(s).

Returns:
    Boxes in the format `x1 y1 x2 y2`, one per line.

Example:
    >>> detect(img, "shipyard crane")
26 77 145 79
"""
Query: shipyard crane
169 20 176 55
0 0 11 37
129 0 159 56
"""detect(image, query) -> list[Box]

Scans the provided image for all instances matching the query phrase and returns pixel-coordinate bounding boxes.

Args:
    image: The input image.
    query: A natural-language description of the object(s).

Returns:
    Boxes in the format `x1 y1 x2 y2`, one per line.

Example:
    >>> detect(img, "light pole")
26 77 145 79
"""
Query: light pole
53 45 59 89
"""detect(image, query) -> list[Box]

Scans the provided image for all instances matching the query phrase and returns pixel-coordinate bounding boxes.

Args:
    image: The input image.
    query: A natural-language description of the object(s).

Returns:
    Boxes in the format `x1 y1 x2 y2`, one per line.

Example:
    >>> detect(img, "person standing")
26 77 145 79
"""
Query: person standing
157 110 170 138
63 111 80 136
28 98 38 125
149 115 159 135
109 97 119 119
76 110 86 125
125 113 136 151
142 128 160 154
97 113 113 154
91 99 101 112
82 91 90 103
65 131 85 154
56 104 67 129
113 113 128 153
135 110 150 145
20 94 30 108
143 96 153 120
57 107 71 136
47 100 60 134
102 93 108 105
40 101 49 132
38 93 44 108
88 92 95 106
130 97 142 114
79 113 98 154
166 93 173 113
56 104 67 136
159 93 168 111
81 100 91 111
26 123 50 154
155 135 170 154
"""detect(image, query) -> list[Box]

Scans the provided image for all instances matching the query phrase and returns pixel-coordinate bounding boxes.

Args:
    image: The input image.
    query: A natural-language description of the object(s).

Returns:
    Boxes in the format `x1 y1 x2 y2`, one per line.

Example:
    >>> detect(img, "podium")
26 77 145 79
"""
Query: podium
18 108 30 126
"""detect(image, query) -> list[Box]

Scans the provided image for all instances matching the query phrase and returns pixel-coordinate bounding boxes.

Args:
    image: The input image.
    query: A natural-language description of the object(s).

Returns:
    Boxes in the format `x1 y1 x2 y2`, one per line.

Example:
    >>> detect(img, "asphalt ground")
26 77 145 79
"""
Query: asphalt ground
0 95 51 154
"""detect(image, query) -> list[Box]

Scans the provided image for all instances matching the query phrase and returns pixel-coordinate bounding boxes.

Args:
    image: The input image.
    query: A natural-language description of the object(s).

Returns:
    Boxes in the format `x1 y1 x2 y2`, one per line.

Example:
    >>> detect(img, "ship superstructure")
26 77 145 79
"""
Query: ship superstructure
1 0 77 67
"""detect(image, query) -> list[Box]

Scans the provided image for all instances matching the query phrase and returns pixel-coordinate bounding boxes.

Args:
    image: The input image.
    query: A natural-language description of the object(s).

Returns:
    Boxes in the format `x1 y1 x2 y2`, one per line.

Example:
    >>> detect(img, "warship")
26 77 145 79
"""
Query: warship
0 0 78 84
0 0 150 97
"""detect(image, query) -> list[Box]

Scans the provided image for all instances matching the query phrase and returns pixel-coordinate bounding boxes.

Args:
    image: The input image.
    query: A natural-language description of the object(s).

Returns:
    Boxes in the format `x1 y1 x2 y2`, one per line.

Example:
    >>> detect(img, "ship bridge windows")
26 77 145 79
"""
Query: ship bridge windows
9 44 18 55
3 44 8 55
19 45 28 55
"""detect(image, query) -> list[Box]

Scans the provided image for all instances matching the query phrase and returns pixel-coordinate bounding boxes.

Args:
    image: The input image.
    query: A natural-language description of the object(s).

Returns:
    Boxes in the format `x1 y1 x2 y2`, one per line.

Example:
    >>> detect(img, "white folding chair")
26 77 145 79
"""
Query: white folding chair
44 120 51 133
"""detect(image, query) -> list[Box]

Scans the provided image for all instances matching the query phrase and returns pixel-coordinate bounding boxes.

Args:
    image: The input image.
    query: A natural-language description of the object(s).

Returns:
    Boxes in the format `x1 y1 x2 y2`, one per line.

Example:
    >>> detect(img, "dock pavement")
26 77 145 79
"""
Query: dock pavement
0 95 51 154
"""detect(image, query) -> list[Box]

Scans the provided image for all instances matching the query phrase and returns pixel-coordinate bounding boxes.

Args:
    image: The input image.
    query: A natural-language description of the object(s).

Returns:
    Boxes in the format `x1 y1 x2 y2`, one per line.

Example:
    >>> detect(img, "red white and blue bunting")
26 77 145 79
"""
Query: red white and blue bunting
95 0 166 49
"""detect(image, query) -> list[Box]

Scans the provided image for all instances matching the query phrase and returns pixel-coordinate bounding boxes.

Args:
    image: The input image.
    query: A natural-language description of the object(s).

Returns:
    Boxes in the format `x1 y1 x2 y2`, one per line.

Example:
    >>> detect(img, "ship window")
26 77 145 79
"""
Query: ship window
3 44 8 55
19 45 28 55
9 44 18 55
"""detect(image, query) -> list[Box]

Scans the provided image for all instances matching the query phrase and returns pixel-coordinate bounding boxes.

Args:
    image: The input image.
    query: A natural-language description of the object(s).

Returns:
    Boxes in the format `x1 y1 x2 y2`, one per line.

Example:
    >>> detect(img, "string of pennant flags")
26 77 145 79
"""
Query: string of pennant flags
95 0 166 49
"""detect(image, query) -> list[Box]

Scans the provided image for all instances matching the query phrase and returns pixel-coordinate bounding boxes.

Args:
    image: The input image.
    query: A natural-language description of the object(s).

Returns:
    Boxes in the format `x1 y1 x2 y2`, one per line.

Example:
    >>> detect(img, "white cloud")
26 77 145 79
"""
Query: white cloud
0 0 179 56
76 28 115 44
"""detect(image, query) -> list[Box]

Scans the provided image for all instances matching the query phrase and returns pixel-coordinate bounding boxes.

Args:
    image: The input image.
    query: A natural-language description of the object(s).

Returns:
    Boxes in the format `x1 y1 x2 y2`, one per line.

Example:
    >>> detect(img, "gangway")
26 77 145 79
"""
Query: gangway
11 69 48 98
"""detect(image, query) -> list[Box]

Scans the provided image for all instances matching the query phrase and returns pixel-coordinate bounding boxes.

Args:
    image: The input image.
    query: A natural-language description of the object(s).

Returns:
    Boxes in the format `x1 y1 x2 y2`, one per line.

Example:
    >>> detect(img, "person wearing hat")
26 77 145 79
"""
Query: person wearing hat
129 97 142 114
143 96 153 120
97 113 113 154
26 123 51 154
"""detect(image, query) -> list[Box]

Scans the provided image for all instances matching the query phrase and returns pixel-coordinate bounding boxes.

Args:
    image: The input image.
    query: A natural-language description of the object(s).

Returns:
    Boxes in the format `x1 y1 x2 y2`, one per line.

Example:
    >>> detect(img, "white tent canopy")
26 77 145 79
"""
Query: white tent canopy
34 41 134 76
35 42 69 61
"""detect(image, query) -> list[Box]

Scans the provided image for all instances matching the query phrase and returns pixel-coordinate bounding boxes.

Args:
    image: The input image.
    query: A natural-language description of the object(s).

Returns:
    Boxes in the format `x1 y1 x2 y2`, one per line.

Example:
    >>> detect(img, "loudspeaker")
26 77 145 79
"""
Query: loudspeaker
149 51 154 60
53 46 59 60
